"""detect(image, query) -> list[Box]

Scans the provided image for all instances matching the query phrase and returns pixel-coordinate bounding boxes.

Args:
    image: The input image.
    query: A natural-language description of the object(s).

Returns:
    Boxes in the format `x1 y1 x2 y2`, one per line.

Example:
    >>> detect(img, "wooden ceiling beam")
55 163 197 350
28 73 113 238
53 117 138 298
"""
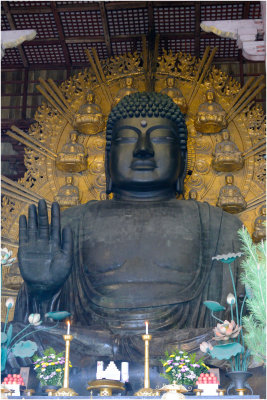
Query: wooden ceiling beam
6 4 100 13
50 1 71 68
6 7 52 14
23 31 217 46
243 1 251 18
2 1 29 68
147 2 154 32
105 2 147 10
99 2 112 57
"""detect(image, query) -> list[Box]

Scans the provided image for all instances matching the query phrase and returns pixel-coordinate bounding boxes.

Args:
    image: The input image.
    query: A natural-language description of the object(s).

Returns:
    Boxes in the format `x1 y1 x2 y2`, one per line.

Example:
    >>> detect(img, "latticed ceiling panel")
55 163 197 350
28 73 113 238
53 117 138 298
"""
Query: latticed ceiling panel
111 40 142 56
107 8 149 36
67 42 108 63
9 1 51 7
1 13 10 30
23 44 66 64
60 10 104 37
200 37 239 58
200 2 244 20
248 2 262 18
2 48 22 64
1 1 264 68
12 13 59 38
160 38 195 55
154 5 195 33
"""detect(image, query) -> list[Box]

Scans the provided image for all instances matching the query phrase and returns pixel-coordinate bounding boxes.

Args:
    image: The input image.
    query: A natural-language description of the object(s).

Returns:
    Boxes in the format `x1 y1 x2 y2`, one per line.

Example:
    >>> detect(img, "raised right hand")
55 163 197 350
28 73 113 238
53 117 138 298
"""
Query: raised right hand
18 200 73 297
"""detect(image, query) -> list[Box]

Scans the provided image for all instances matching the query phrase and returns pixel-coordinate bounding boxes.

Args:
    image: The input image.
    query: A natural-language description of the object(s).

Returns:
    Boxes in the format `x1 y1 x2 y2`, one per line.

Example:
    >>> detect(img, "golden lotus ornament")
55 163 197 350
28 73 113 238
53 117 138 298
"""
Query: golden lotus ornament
159 382 188 400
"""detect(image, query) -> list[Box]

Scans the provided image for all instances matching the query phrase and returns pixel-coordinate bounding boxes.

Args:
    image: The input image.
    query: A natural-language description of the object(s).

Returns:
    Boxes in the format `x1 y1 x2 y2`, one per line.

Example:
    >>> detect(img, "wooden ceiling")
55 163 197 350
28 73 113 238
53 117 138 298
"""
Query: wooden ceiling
1 1 263 69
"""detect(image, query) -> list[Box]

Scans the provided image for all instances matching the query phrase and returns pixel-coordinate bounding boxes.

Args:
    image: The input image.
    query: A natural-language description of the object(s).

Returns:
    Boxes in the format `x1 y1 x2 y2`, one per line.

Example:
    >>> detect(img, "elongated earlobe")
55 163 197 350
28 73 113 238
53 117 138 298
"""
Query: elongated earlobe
106 177 113 194
176 178 184 195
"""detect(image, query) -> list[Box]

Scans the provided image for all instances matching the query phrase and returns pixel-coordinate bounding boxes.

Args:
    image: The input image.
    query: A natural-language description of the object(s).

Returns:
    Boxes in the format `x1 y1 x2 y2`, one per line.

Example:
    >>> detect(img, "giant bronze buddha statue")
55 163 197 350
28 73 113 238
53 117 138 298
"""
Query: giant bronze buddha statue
14 93 243 391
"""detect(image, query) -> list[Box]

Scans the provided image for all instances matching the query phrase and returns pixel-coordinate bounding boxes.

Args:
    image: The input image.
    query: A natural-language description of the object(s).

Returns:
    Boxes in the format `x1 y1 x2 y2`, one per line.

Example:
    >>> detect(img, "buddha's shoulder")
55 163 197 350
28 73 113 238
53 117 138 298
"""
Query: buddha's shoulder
178 200 242 227
61 200 99 225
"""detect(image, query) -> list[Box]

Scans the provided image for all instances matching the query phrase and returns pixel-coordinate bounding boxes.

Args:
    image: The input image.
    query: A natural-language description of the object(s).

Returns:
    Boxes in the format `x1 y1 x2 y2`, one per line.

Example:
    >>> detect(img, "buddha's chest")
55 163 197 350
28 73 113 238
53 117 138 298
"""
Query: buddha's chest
81 203 201 278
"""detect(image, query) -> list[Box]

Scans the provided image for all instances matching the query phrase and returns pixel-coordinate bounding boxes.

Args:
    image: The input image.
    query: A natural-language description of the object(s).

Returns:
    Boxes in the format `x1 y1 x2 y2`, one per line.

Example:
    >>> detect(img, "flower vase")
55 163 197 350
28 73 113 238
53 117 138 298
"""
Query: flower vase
226 371 253 395
183 384 196 395
42 385 60 396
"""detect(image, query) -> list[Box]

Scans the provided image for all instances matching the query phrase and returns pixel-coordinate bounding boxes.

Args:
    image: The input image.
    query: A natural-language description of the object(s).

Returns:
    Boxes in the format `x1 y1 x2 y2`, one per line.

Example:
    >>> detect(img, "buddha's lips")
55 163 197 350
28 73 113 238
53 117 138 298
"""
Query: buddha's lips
130 159 157 171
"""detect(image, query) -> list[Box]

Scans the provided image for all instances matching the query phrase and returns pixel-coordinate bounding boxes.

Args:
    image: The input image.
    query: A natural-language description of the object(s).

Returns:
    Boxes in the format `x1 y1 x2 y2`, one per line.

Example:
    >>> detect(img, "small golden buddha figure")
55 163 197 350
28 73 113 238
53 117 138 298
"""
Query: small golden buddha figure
212 129 244 172
73 90 104 135
56 131 87 173
55 176 80 211
113 76 138 107
188 189 198 200
252 206 266 243
194 88 227 134
160 76 188 114
217 174 247 214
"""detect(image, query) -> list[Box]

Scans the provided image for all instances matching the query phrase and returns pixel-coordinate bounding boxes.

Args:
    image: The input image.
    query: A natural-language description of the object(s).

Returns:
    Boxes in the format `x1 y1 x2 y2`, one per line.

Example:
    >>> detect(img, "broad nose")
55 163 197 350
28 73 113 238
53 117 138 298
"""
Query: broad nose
133 133 154 158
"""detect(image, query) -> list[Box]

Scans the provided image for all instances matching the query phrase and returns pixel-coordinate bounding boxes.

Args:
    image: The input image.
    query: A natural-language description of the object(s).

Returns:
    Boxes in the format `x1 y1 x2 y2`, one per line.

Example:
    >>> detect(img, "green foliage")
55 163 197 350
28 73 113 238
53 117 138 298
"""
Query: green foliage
12 340 38 358
209 342 243 360
203 301 225 312
160 349 209 385
238 227 266 365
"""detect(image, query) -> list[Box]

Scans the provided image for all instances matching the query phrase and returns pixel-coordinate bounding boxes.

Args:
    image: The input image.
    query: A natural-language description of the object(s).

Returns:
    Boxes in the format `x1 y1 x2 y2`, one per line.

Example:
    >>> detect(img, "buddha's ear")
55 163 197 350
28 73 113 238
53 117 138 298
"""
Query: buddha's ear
176 178 183 195
106 177 113 194
105 151 112 194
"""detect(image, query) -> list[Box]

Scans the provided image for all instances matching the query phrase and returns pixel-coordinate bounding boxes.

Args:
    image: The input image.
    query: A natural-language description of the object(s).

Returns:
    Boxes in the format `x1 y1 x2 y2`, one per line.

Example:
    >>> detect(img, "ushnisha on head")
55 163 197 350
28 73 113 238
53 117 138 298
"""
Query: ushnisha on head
106 92 187 152
105 92 188 197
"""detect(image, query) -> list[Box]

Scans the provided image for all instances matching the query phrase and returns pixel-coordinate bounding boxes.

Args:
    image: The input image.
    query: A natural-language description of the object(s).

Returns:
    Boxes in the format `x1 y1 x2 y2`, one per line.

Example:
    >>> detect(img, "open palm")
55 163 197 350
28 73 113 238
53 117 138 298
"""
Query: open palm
18 200 73 296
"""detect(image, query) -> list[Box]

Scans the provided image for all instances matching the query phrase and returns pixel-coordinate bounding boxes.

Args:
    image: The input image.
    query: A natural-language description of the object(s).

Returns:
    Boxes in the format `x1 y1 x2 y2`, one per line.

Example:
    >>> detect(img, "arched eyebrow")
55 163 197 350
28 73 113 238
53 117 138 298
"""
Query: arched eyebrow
147 124 177 136
115 125 140 136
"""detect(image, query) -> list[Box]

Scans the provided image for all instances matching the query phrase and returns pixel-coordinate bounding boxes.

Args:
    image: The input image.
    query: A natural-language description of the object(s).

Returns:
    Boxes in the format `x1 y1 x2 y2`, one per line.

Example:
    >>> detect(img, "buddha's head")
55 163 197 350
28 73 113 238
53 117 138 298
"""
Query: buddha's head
106 92 188 197
259 205 266 216
86 90 95 104
166 76 175 88
66 176 73 185
225 174 234 185
206 88 215 102
125 77 134 87
221 129 230 141
70 131 78 142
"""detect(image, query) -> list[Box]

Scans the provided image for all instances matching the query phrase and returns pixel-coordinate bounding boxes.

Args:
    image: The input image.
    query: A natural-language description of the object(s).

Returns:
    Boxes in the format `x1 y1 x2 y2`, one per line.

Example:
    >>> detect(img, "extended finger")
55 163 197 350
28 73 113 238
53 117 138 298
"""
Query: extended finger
62 227 73 256
19 215 28 245
38 199 49 241
28 204 38 242
51 202 61 247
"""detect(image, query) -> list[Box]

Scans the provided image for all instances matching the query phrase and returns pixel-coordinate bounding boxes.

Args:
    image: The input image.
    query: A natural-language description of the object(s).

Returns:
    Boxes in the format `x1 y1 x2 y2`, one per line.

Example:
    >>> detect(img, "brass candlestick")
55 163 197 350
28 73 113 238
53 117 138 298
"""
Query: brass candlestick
135 334 155 396
55 334 77 396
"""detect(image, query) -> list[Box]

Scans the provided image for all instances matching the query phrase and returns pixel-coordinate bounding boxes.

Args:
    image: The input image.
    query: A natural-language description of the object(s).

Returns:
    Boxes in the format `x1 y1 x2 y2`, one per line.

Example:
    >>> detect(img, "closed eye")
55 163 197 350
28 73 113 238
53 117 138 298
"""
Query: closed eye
114 137 138 143
151 137 177 143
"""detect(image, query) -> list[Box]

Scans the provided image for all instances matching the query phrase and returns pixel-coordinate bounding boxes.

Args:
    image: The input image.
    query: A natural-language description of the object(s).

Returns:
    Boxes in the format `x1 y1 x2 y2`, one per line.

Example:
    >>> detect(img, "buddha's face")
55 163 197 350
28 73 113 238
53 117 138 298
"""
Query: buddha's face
86 92 94 103
125 77 133 87
109 117 182 192
260 206 266 216
206 90 215 102
226 175 233 185
66 176 73 185
70 132 77 142
167 77 174 87
222 130 230 141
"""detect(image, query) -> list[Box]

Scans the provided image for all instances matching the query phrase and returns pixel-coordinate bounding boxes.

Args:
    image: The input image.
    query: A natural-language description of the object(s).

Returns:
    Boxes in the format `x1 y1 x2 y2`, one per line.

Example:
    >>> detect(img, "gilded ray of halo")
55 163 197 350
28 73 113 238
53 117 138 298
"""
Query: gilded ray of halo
227 77 265 122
